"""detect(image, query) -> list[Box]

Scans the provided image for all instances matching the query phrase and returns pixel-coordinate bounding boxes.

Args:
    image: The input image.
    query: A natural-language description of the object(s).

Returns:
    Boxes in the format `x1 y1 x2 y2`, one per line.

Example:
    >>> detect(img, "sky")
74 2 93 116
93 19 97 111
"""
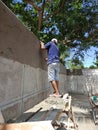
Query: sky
65 47 98 69
66 46 98 68
83 47 98 67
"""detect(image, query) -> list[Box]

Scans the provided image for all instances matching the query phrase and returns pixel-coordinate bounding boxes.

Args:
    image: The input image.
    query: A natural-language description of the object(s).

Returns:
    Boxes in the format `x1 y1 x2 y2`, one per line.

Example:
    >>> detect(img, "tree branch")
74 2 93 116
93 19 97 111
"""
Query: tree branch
25 0 66 30
44 0 66 21
38 0 45 30
25 0 45 30
25 0 42 11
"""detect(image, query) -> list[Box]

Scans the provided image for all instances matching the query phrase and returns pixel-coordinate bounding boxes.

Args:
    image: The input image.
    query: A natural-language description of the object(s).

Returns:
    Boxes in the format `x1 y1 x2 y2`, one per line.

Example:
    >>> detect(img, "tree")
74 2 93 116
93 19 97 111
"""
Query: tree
25 0 66 31
69 58 84 69
2 0 98 67
92 51 98 68
89 51 98 69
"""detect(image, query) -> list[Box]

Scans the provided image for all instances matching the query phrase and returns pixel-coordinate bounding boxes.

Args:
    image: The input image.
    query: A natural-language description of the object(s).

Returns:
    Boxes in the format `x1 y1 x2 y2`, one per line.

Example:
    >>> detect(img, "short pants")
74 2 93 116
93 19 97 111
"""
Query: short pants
48 63 60 82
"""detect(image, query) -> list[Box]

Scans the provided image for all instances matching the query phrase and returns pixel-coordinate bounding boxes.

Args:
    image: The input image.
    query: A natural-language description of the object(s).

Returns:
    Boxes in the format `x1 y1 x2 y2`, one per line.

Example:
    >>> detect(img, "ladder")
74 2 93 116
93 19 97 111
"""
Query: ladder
52 93 78 130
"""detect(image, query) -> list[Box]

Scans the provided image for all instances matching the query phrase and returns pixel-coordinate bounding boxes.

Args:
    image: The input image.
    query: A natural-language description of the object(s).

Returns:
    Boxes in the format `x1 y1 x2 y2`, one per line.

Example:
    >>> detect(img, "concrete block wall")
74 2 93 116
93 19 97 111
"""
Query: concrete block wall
0 1 66 122
0 57 50 122
82 69 98 95
66 69 98 95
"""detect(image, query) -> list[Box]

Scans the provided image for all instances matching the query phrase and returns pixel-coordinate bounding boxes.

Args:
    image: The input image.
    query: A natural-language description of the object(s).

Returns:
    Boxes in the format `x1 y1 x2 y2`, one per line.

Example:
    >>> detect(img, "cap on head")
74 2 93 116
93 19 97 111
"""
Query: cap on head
51 38 58 44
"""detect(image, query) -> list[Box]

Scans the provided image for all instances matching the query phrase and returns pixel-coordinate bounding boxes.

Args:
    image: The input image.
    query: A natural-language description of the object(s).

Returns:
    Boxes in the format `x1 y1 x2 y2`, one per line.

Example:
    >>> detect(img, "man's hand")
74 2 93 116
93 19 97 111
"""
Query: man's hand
40 41 45 49
44 57 48 61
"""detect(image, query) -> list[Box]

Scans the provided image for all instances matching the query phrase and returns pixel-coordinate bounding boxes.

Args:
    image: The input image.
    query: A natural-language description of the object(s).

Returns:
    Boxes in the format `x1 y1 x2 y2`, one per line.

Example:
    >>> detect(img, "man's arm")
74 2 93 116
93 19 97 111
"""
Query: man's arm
40 41 48 61
40 41 46 49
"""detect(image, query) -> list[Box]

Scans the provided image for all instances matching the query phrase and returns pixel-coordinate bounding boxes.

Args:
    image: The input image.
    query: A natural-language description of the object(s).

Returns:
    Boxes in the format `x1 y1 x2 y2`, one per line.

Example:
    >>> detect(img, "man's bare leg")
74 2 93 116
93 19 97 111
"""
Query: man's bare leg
56 80 59 90
50 80 60 95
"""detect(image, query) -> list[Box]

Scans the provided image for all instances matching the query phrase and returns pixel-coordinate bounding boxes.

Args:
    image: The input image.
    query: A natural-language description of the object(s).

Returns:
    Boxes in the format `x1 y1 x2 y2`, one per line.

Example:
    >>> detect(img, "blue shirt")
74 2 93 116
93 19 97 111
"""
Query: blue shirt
45 41 60 64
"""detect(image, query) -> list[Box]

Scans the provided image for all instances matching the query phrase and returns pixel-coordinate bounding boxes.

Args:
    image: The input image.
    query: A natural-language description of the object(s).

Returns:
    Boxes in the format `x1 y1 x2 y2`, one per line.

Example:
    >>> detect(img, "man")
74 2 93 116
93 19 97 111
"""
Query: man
40 38 61 97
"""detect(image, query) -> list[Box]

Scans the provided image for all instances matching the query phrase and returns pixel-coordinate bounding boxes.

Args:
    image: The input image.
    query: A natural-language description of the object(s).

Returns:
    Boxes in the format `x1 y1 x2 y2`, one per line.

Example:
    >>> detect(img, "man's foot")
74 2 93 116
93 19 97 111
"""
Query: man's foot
49 93 62 97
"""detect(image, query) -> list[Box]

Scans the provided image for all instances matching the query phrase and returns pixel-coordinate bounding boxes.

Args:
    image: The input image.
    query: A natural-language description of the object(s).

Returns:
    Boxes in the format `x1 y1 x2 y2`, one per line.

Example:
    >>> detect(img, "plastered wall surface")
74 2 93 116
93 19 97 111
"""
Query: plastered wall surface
0 1 66 122
0 1 98 122
66 69 98 95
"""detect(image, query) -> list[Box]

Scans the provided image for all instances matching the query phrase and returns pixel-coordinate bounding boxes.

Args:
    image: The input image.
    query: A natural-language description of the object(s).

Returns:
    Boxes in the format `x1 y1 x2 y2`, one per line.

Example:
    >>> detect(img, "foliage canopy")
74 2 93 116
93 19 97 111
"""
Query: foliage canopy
2 0 98 68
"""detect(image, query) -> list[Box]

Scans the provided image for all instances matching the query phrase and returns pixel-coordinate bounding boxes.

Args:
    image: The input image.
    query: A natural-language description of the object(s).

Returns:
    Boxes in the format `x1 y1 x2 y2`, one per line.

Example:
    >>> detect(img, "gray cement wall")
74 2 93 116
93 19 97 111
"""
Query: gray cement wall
0 1 66 122
66 69 98 95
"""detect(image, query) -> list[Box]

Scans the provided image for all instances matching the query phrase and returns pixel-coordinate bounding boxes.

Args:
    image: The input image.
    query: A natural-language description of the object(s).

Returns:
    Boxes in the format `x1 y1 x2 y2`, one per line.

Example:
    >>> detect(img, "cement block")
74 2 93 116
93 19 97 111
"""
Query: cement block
0 57 23 104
